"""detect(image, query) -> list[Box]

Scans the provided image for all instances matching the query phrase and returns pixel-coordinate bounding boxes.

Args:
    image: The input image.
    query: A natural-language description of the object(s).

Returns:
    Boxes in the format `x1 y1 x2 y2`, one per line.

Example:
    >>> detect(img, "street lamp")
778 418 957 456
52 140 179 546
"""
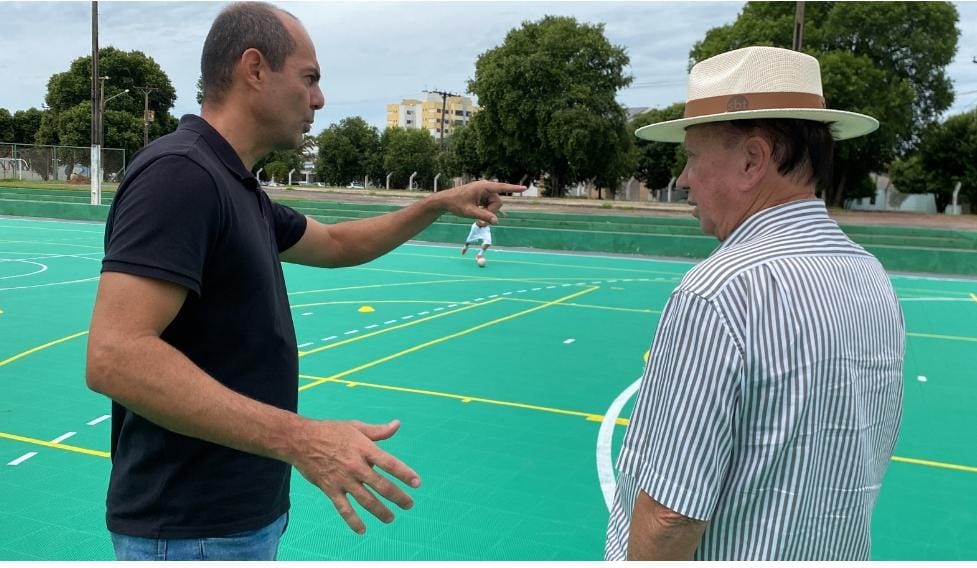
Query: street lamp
93 76 128 203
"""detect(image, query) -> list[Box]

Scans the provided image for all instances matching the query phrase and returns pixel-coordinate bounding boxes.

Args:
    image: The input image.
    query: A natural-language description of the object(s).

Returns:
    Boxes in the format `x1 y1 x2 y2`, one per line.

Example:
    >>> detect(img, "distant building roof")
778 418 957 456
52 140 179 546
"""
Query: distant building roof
626 107 652 121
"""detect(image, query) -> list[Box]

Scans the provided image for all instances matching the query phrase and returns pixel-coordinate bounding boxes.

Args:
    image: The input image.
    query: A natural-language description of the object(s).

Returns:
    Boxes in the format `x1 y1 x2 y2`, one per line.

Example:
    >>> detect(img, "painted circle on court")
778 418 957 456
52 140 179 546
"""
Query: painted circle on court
0 259 49 280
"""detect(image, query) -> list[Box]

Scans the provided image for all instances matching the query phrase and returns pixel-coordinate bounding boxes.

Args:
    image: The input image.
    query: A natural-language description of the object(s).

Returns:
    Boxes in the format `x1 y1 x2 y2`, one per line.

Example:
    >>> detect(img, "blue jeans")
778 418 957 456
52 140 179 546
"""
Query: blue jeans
110 513 288 561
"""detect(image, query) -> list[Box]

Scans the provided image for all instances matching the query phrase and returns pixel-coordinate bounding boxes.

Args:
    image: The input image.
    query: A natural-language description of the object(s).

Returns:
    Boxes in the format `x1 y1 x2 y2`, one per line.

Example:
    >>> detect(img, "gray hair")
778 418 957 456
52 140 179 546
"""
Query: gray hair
200 2 298 103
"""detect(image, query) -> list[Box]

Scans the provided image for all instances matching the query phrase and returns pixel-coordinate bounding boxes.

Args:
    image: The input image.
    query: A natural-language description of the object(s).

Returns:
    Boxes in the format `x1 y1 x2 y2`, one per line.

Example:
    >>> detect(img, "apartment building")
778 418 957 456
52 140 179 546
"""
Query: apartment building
386 93 477 138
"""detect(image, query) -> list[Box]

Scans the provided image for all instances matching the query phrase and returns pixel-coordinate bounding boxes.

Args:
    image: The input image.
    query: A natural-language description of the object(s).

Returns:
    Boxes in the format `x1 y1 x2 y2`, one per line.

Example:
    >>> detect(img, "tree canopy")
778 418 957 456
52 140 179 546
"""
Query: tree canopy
315 117 382 186
891 109 977 211
467 15 634 196
690 1 959 205
41 47 178 150
630 103 688 191
381 127 439 189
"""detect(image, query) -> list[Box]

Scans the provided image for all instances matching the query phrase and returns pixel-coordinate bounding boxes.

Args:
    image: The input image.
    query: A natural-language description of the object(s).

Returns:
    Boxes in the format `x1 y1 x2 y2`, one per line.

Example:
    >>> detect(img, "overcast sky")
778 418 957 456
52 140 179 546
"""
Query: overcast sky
2 1 976 135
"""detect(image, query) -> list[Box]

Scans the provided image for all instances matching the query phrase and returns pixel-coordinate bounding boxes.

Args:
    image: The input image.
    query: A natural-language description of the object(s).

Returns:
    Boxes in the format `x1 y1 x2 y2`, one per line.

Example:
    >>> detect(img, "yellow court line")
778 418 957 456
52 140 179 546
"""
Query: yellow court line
299 286 598 391
891 455 977 474
906 332 977 343
0 431 109 458
396 251 689 277
895 286 976 298
288 279 478 296
291 300 464 309
0 330 88 368
501 297 661 314
970 293 977 304
351 266 563 286
299 299 502 357
299 373 629 426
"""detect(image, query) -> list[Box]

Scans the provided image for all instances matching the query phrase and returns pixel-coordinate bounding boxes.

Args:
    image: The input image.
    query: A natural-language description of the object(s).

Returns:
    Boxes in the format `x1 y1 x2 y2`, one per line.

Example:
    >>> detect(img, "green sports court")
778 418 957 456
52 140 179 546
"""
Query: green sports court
1 200 976 560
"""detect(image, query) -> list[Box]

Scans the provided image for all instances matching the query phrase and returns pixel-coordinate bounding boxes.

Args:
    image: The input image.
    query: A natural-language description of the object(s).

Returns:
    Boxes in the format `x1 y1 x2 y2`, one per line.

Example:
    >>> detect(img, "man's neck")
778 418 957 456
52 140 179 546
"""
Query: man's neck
200 105 267 171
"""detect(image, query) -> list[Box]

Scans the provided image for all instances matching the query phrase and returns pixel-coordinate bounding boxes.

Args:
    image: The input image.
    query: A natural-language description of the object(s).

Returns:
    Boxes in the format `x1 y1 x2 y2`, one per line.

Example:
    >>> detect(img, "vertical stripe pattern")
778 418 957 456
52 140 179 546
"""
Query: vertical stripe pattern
605 199 905 560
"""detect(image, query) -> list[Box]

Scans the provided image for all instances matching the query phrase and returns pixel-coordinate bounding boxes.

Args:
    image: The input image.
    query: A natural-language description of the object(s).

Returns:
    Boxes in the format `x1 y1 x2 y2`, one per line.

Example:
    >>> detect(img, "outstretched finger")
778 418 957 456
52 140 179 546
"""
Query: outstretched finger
478 181 527 194
365 468 414 511
351 419 401 442
328 492 367 535
370 448 421 490
349 485 396 524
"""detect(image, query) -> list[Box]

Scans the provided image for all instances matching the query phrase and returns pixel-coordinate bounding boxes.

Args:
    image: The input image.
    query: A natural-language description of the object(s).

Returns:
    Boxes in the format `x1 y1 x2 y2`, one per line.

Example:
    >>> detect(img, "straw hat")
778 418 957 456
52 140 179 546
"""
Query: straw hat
635 46 879 142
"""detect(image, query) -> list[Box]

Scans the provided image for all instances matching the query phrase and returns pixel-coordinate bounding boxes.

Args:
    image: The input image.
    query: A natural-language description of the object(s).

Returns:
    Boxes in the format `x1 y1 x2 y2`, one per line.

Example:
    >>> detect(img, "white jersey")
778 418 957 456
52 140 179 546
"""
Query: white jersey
465 223 492 245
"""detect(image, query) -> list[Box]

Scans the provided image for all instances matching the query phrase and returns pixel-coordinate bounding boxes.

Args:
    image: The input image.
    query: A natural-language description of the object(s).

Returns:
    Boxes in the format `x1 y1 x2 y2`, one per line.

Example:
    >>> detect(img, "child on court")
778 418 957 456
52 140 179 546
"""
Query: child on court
461 219 492 265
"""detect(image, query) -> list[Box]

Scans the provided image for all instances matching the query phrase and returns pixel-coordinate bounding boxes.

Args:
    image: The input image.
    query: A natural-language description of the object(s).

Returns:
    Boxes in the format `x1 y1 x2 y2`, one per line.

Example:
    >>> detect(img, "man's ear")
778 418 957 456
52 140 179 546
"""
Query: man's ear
239 48 265 90
739 135 772 191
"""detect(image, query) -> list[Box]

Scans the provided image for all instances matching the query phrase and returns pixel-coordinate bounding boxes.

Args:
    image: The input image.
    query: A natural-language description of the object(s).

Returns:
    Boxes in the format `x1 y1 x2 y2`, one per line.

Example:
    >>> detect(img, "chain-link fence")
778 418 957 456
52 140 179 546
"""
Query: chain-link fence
0 143 126 184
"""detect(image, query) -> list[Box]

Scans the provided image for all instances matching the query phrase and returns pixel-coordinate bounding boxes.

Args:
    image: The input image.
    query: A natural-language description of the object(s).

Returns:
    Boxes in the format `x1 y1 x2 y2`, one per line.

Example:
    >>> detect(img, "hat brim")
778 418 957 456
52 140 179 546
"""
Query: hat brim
634 108 879 143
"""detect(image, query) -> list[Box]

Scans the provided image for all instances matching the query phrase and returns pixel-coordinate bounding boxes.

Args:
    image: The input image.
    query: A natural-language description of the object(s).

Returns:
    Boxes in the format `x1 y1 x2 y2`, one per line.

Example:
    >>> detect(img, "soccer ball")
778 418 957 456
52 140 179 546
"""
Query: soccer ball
476 256 486 267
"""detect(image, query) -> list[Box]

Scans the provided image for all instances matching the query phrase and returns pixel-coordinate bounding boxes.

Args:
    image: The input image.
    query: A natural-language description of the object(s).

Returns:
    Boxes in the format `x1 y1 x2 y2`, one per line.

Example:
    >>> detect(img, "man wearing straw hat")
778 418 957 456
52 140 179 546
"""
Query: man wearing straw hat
605 46 905 560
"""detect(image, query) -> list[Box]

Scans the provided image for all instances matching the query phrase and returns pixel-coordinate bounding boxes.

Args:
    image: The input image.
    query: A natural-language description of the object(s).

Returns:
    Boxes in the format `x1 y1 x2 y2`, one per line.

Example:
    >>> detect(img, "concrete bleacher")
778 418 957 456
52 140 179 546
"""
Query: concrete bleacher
1 186 975 277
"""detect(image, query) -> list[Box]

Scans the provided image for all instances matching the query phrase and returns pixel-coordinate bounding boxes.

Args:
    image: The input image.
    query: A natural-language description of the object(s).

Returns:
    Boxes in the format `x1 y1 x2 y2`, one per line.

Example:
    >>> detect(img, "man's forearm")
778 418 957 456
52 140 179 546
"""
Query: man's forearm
87 333 302 463
627 490 707 560
317 195 446 267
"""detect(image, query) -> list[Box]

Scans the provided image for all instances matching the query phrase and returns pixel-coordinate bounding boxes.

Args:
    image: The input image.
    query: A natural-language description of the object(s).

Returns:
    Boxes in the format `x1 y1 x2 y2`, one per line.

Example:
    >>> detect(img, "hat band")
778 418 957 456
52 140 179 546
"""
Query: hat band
684 91 827 118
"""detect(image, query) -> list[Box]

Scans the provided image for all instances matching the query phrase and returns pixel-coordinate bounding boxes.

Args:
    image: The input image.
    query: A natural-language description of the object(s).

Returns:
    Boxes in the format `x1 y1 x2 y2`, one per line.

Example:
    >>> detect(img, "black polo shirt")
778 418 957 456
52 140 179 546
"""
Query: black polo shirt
101 114 308 538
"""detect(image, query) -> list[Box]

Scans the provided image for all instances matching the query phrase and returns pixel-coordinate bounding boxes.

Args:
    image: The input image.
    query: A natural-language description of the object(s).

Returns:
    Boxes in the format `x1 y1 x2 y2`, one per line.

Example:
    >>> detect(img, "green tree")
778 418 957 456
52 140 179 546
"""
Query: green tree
254 136 313 184
12 108 44 144
630 104 688 190
691 1 959 205
891 109 977 211
381 127 439 189
437 123 484 181
315 117 382 186
468 15 633 196
43 47 179 150
0 108 14 141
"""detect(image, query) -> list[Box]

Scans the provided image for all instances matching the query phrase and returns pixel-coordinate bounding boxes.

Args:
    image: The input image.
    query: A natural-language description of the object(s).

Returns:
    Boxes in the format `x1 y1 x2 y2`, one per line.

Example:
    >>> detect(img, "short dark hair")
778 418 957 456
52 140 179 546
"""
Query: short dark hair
200 2 298 104
718 119 835 191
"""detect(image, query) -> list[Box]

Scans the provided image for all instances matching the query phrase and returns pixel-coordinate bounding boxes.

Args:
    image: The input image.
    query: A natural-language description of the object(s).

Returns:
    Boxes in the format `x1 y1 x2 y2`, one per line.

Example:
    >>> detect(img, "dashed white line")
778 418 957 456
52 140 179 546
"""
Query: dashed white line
418 311 429 316
87 415 111 426
401 315 414 320
433 307 444 312
301 312 313 316
473 298 484 302
50 432 77 444
321 335 337 342
383 320 397 325
365 324 379 330
8 452 38 466
563 338 576 344
917 375 928 383
298 342 313 348
531 288 541 291
344 330 359 335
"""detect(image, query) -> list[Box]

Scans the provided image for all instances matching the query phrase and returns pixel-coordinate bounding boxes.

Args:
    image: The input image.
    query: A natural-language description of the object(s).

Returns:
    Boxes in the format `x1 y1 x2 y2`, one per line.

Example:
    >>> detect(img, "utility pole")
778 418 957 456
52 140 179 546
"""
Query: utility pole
423 89 460 150
91 0 100 205
792 1 805 51
139 86 157 147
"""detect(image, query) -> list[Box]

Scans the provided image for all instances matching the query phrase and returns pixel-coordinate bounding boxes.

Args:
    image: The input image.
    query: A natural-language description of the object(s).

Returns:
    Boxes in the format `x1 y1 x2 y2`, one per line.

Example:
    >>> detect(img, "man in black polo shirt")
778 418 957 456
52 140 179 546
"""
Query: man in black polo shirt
85 1 524 561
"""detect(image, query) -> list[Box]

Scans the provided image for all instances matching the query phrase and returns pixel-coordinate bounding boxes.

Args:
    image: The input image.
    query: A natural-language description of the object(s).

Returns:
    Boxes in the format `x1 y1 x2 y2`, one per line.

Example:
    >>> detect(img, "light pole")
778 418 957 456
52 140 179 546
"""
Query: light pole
94 76 128 201
138 86 157 147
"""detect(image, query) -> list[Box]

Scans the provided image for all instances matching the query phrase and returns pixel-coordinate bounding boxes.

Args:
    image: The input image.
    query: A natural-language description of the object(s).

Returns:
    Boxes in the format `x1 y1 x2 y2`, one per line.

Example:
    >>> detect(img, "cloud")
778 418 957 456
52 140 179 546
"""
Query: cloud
1 0 974 137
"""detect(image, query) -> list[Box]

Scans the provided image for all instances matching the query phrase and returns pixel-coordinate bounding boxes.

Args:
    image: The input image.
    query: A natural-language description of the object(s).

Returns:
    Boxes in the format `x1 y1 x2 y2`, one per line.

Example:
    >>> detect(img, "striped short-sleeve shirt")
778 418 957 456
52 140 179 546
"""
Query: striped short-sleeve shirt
605 199 905 560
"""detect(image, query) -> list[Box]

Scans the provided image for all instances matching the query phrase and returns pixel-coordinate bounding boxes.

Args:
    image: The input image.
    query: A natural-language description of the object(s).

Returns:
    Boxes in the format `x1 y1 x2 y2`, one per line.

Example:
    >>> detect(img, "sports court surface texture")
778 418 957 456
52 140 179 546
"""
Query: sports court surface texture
0 215 975 560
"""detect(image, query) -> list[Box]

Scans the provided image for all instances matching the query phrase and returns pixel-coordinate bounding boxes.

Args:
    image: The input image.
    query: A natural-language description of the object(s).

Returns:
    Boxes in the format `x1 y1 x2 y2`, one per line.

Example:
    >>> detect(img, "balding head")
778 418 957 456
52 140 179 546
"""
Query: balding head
200 1 300 104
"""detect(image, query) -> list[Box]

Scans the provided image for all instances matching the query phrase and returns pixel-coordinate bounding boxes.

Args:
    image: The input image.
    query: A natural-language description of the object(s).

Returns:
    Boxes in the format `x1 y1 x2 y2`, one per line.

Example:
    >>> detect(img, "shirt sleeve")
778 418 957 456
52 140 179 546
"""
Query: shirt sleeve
271 200 307 253
101 155 220 297
616 290 743 521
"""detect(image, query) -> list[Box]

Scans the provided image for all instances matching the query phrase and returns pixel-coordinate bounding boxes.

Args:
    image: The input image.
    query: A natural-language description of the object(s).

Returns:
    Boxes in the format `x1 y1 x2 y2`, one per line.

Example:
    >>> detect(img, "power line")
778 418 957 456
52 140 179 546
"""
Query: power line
423 88 460 150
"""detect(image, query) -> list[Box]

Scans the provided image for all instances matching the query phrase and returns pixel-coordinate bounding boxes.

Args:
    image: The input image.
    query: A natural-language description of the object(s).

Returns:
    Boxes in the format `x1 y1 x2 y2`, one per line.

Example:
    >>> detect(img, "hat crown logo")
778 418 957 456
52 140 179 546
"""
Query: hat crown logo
726 95 749 112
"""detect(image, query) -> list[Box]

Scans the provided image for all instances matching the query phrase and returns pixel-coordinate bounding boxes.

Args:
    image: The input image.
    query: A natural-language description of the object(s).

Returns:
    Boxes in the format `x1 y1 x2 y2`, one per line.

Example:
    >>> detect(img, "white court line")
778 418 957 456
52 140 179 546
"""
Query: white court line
899 297 977 302
8 452 38 466
344 330 359 335
298 342 313 349
0 276 99 292
0 260 48 280
87 415 111 426
563 338 575 344
365 324 379 330
597 378 642 511
321 336 337 342
50 432 76 444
